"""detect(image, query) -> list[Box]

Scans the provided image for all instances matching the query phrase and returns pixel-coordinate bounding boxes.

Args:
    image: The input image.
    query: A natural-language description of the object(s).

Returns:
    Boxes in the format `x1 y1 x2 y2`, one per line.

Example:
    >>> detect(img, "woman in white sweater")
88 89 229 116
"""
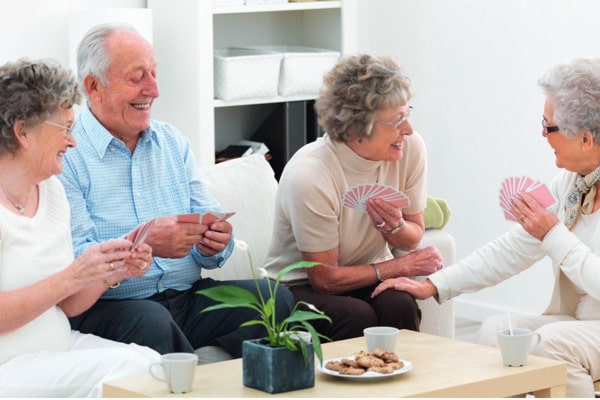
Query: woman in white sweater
372 58 600 397
0 59 159 397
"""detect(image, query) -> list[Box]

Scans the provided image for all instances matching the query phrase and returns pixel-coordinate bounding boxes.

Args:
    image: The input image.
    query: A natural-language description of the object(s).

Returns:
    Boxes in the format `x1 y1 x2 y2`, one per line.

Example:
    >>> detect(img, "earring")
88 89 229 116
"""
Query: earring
358 138 363 144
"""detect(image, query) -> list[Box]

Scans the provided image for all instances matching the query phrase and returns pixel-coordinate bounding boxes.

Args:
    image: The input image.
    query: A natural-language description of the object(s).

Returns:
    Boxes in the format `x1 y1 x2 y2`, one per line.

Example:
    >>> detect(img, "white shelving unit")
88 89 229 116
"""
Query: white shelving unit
149 0 358 166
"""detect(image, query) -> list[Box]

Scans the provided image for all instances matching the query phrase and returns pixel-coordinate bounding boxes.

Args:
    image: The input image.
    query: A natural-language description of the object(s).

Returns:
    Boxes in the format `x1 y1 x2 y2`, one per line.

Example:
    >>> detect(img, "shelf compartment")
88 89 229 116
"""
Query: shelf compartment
214 94 317 108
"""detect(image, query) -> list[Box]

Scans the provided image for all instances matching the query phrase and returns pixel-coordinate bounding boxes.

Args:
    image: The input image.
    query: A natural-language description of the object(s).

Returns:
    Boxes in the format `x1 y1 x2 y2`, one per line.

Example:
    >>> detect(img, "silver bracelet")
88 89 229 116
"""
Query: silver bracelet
381 218 405 235
370 263 383 282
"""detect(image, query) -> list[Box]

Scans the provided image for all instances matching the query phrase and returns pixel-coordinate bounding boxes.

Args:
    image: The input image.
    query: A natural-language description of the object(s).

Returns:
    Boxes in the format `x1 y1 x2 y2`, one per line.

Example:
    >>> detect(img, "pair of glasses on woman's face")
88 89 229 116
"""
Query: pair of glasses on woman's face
542 118 560 137
375 106 413 129
44 120 74 138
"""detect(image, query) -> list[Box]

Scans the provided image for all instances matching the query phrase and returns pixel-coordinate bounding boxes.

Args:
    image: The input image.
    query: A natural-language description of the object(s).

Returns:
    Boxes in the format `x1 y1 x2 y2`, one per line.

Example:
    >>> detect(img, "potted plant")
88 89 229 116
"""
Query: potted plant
196 240 332 394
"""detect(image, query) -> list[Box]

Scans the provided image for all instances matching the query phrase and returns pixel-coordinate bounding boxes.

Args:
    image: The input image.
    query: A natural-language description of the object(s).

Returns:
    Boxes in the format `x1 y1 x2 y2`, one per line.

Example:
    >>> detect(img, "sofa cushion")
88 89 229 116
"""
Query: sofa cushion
199 155 278 280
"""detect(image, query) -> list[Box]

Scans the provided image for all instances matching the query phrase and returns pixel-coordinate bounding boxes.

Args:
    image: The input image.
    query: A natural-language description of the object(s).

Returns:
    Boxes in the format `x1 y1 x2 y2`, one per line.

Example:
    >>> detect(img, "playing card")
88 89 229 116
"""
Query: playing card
342 183 410 213
201 211 235 225
177 213 201 224
499 176 555 222
125 218 156 251
526 184 555 208
176 211 235 225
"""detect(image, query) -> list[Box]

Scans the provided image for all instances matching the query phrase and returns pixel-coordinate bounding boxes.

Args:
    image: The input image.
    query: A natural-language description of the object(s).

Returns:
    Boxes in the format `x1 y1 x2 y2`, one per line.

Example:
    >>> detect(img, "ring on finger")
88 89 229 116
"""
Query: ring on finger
138 261 148 270
376 221 386 229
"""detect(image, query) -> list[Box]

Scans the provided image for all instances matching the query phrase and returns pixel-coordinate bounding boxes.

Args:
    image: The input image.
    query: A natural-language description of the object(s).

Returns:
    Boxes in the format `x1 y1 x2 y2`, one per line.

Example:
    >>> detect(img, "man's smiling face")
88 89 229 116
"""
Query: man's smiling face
89 30 159 141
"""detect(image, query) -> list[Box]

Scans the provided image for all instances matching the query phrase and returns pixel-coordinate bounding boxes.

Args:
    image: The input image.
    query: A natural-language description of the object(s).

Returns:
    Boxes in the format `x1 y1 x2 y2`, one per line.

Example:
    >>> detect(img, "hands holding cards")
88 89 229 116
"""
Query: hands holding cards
125 211 235 251
343 183 410 213
499 176 555 221
176 211 236 225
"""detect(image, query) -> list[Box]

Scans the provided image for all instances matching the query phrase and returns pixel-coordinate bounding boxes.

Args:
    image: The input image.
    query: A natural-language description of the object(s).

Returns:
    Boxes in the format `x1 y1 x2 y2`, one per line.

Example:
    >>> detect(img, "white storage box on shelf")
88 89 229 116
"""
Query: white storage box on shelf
244 46 340 96
214 48 283 101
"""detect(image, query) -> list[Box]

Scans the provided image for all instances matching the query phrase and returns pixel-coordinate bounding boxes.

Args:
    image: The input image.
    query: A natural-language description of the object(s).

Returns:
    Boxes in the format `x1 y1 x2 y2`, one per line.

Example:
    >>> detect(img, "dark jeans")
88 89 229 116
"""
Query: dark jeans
290 284 421 341
69 278 294 358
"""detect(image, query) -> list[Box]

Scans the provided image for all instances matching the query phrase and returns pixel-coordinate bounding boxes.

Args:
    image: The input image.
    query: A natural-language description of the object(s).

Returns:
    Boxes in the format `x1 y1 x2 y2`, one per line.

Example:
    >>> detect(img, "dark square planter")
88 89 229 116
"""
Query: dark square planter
242 338 315 394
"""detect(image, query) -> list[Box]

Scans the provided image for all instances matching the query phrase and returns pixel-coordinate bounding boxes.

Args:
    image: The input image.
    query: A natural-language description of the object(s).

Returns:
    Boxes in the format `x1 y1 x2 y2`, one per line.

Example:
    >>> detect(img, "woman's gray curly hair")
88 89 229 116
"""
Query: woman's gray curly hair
315 54 412 143
538 58 600 142
0 59 81 156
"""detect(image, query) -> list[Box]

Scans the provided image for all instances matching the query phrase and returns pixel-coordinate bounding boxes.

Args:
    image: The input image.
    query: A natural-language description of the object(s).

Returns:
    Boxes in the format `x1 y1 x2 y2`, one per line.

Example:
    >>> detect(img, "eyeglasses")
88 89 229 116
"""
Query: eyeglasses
375 106 413 129
45 120 74 138
542 118 560 137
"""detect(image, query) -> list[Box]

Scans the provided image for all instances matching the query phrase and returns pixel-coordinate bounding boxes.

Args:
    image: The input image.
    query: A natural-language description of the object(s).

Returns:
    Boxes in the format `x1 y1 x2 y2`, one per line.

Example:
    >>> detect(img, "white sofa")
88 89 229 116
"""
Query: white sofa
196 154 455 364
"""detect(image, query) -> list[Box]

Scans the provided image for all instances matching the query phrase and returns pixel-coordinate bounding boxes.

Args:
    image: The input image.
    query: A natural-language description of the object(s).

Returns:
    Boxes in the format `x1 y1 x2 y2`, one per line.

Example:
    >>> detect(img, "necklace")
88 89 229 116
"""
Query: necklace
0 185 26 214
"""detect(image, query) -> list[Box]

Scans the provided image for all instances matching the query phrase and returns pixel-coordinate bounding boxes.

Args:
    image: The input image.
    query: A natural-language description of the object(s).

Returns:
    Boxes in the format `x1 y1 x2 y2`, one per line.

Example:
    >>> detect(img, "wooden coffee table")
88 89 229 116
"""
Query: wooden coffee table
103 330 566 397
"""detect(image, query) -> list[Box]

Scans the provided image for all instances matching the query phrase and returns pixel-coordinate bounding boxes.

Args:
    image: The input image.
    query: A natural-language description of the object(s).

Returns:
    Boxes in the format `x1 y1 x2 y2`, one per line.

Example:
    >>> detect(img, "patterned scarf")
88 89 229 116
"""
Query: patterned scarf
564 164 600 229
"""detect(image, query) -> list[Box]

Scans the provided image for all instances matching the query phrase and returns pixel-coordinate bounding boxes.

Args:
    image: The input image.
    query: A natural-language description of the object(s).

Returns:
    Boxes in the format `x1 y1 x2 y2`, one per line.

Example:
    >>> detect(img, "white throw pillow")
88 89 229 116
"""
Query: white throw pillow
199 155 278 280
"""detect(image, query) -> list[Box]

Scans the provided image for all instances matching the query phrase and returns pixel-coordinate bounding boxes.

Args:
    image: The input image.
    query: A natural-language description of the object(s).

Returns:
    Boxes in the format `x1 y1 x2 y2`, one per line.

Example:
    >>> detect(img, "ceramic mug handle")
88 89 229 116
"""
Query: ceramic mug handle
149 363 167 384
530 332 542 351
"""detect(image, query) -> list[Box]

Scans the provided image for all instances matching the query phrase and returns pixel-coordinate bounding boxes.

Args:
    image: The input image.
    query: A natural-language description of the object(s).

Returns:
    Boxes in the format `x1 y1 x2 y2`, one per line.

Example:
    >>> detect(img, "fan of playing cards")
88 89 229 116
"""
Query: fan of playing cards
499 176 555 221
343 183 410 213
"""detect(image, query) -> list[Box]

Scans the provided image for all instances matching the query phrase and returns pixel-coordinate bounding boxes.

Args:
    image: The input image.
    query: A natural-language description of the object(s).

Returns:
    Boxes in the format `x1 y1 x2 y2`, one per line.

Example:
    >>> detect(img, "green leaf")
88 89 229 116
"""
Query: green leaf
299 322 329 365
283 309 332 324
240 320 267 329
262 297 275 320
277 261 320 281
196 286 258 308
296 337 310 365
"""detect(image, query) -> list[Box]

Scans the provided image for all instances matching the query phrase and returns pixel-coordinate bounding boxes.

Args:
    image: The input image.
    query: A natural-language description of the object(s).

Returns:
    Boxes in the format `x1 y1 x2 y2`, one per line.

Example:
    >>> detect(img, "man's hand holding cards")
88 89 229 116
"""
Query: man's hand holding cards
124 211 235 251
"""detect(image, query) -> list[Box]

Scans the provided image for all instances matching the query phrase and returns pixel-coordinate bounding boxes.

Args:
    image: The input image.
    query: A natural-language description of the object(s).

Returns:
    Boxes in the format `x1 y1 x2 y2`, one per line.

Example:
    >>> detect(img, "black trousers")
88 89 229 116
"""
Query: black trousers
290 284 421 341
69 277 294 358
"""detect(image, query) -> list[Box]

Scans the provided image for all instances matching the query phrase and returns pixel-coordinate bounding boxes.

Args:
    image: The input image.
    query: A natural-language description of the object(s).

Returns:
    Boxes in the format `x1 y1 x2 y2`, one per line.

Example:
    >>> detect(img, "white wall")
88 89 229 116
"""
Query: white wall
358 0 600 320
0 0 145 66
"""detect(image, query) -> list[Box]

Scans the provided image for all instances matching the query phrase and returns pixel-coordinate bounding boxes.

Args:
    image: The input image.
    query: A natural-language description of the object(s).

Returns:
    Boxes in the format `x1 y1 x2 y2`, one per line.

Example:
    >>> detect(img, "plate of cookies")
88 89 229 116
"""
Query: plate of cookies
318 348 412 380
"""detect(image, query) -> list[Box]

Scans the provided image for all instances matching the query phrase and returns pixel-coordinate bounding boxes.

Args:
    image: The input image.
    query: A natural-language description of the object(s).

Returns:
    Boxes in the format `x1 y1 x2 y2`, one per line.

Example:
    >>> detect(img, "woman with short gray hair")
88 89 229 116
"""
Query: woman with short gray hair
265 54 443 341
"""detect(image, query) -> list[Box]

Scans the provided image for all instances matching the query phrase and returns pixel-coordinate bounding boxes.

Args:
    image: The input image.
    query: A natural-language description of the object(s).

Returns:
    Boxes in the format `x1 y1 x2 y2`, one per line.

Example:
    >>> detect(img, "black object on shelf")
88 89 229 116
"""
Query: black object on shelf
215 144 253 163
251 100 323 180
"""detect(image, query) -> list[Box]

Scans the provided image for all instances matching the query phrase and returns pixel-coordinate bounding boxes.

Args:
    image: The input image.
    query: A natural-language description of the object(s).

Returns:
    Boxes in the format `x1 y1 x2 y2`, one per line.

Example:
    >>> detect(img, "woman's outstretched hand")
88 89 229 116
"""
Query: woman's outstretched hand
371 277 438 299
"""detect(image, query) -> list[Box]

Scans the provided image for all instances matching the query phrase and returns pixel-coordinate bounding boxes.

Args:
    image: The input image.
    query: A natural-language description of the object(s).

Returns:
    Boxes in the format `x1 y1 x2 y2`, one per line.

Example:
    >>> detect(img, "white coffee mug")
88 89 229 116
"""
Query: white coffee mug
496 328 541 367
363 326 399 352
149 352 198 393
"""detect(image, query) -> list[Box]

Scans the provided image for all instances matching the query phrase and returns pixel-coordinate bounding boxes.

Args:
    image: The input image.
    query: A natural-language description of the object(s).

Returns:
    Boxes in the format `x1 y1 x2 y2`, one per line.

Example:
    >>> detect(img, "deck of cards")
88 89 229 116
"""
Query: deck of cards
343 183 410 213
499 176 555 221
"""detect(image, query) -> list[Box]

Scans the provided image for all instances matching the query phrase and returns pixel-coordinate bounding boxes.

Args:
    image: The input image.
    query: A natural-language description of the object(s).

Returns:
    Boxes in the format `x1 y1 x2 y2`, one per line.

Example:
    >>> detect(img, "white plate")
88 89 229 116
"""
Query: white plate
318 355 413 381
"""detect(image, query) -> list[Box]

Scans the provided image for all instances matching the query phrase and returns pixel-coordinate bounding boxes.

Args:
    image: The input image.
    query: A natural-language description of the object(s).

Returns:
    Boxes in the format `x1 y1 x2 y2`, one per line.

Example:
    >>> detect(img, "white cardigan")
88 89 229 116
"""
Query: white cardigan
430 169 600 316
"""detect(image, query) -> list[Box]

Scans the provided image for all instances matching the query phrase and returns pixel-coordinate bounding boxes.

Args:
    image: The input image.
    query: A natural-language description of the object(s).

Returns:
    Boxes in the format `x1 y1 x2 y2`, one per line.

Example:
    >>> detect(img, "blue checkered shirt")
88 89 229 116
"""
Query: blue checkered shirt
58 105 233 299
